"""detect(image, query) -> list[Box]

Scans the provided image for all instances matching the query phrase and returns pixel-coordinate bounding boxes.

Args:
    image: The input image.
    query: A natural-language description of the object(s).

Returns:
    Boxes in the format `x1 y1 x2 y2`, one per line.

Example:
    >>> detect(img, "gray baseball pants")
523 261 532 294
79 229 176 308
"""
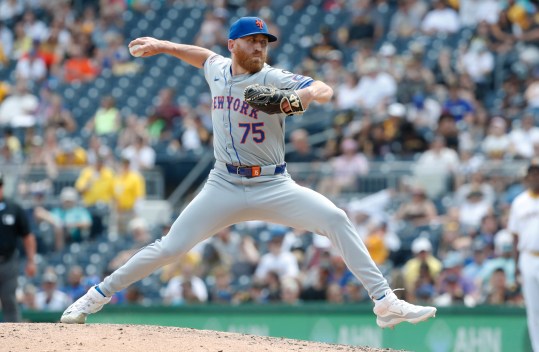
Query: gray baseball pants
101 163 389 299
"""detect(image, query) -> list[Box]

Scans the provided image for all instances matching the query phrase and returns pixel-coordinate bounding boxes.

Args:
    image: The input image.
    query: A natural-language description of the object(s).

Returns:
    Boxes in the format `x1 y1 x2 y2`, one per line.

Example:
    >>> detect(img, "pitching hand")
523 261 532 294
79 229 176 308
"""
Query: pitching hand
128 37 168 57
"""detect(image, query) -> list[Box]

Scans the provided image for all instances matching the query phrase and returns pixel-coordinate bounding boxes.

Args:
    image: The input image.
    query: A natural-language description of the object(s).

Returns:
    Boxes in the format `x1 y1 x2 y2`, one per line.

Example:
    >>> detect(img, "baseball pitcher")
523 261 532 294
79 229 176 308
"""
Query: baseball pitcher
61 17 436 329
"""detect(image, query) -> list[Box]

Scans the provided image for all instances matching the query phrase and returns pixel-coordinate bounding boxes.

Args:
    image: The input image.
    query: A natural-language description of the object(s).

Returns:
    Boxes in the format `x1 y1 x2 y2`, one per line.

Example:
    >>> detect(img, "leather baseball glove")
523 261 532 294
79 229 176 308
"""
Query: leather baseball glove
244 84 305 115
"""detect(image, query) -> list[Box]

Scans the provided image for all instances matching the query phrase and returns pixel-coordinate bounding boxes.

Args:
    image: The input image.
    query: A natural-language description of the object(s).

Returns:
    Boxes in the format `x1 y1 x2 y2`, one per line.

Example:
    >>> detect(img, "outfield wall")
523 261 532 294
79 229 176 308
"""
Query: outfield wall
19 305 531 352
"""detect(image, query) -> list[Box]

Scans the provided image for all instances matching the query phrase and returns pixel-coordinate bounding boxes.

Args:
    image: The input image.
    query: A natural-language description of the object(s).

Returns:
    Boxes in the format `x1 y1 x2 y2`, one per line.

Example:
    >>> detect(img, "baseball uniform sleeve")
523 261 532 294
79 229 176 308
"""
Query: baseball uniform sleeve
203 54 231 84
507 198 520 235
263 68 314 91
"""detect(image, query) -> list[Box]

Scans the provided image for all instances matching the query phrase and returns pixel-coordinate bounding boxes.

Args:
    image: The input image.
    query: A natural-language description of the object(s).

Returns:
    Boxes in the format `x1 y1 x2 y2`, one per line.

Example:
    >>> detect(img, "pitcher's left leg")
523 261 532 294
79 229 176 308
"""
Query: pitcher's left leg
249 176 436 328
250 176 388 298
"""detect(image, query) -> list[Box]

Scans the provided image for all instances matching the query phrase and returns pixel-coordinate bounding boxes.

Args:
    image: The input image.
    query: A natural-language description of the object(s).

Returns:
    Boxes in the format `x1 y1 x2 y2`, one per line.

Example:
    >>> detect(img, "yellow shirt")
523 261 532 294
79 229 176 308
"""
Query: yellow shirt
402 255 442 291
75 166 115 206
114 170 145 211
365 234 388 265
56 147 87 167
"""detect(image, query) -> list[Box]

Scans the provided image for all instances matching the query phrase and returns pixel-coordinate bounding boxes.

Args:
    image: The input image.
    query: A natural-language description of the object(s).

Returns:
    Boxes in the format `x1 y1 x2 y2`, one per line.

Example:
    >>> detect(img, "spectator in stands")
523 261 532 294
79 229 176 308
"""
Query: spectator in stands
281 277 301 304
108 218 153 271
75 153 115 238
318 138 369 197
335 73 362 110
39 19 71 72
121 134 156 171
463 240 489 284
421 0 460 35
413 261 436 304
113 156 145 235
0 26 13 64
364 222 389 267
407 93 442 133
18 283 37 311
442 84 474 123
0 78 38 128
326 282 344 304
339 5 379 48
194 8 228 48
86 135 111 167
147 87 182 141
458 38 494 100
356 58 397 112
43 94 77 133
34 186 92 251
61 265 86 302
483 268 520 305
395 187 438 228
27 129 58 178
207 265 234 304
55 138 87 167
509 113 539 159
84 96 121 137
12 21 32 60
34 271 72 311
459 0 500 28
476 230 516 294
286 128 321 163
308 25 339 63
525 78 539 113
457 188 493 232
434 251 476 307
402 237 442 299
21 10 47 42
201 226 242 277
255 230 299 281
63 44 99 83
118 114 145 150
414 136 459 197
389 0 426 39
163 259 208 305
0 0 24 23
481 117 510 160
179 114 205 152
15 43 47 82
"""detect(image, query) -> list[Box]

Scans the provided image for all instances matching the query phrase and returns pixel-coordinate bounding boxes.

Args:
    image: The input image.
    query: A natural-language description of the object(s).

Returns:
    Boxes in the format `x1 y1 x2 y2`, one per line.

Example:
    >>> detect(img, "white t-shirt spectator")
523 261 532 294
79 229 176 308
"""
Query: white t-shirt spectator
482 134 510 159
421 8 460 34
459 0 501 27
255 251 299 280
163 276 208 304
0 0 24 21
121 145 156 171
460 46 494 83
509 127 539 159
16 54 47 81
356 72 397 110
0 25 13 59
459 198 491 229
0 92 39 127
336 82 362 110
34 290 72 311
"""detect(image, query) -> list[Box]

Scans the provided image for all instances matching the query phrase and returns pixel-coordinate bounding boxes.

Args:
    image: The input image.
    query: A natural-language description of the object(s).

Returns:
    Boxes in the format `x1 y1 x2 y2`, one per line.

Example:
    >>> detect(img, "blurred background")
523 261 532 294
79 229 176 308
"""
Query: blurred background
0 0 538 350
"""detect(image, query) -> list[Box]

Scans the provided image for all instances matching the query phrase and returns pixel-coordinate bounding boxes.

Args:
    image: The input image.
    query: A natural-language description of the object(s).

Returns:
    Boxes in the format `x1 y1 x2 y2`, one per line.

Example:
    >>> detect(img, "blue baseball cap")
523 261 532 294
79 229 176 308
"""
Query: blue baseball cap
229 17 277 42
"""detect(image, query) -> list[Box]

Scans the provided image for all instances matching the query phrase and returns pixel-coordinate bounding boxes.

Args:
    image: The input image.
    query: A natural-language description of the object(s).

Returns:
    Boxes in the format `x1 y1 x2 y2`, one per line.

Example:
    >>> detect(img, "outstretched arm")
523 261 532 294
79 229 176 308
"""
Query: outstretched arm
128 37 216 69
293 81 334 110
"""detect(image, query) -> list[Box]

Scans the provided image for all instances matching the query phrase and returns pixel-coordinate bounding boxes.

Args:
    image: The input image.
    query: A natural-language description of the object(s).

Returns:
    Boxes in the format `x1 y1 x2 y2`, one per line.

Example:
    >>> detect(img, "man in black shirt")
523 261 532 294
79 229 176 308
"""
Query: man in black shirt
0 172 36 321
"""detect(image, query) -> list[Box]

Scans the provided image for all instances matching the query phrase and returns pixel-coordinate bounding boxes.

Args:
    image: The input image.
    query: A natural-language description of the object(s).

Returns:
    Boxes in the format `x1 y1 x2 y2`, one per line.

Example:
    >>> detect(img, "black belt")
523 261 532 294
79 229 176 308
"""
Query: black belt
225 163 287 178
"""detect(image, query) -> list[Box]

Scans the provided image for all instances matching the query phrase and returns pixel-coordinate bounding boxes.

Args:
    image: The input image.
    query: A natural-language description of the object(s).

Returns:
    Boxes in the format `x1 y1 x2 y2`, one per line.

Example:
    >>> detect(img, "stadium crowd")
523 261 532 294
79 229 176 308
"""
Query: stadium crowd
1 0 539 314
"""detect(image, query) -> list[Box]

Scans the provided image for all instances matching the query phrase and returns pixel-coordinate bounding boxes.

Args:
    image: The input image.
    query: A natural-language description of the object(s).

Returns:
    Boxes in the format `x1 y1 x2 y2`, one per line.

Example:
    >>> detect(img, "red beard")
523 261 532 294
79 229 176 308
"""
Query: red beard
234 47 266 73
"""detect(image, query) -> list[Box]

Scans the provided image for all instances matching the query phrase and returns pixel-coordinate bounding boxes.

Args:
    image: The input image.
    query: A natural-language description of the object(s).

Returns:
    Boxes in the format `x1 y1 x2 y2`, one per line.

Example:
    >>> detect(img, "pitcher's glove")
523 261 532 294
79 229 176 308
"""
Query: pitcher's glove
244 84 305 115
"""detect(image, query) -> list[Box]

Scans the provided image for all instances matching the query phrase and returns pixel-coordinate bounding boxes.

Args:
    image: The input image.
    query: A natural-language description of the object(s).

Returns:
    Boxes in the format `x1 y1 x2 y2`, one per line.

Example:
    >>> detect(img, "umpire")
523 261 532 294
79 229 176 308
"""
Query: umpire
0 172 36 321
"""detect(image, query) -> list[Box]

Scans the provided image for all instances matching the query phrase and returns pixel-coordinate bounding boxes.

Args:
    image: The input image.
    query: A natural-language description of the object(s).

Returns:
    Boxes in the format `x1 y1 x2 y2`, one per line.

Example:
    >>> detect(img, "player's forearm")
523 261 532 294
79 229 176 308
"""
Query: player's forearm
23 234 36 262
297 81 333 106
161 41 215 69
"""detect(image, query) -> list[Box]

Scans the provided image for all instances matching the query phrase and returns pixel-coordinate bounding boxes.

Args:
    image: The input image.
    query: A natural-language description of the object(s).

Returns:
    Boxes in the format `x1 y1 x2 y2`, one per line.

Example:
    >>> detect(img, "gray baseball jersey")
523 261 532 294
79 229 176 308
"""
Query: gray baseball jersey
99 54 390 303
204 54 313 166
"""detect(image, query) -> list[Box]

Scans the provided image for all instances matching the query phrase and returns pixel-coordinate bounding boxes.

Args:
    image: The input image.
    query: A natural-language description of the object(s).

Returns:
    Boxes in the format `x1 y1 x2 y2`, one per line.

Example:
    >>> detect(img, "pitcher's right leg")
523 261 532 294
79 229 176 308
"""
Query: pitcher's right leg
61 170 250 324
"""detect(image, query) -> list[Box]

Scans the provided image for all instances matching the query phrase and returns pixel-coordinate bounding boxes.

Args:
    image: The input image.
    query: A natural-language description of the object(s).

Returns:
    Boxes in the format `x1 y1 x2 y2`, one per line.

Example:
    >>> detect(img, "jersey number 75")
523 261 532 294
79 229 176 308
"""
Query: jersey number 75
239 122 265 143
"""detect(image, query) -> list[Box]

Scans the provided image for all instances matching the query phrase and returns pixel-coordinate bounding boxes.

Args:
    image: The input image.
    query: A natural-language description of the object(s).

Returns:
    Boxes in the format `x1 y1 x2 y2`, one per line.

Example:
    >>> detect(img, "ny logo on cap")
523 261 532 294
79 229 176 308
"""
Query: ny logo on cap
255 19 264 29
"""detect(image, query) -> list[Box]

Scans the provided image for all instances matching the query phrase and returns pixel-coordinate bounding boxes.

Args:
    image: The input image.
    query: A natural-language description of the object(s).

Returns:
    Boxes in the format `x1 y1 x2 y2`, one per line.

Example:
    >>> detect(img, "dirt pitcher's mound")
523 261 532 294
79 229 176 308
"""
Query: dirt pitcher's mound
0 323 400 352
